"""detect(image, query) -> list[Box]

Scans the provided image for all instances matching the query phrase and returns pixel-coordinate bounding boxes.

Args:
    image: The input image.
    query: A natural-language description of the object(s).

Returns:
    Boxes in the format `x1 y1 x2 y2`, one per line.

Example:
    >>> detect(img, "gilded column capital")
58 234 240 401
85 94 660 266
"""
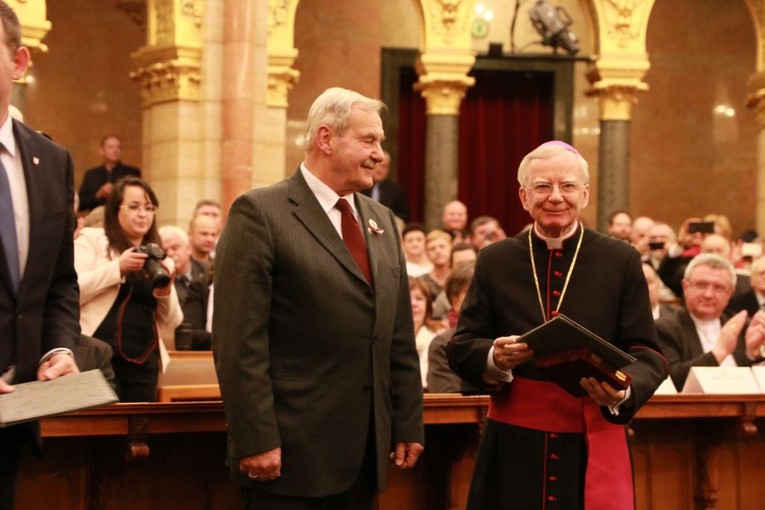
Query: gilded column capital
267 52 300 109
12 0 51 53
131 0 203 107
746 71 765 129
414 77 473 115
585 55 649 120
585 83 645 121
744 0 765 71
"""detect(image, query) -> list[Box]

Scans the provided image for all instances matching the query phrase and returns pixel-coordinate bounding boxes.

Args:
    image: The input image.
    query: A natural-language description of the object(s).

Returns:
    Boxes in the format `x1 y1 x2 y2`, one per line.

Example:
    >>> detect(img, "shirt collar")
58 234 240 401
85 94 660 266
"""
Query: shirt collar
300 162 358 216
0 111 16 157
533 222 579 250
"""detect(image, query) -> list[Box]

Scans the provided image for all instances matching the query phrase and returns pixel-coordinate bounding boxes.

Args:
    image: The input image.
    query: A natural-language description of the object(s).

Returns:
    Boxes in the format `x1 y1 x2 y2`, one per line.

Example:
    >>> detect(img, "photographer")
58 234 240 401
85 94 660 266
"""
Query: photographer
74 176 182 401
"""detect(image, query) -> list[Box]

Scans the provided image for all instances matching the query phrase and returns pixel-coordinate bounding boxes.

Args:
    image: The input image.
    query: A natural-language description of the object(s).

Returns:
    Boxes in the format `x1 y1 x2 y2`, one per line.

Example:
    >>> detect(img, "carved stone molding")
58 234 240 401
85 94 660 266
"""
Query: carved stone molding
130 46 201 107
428 0 470 45
602 0 646 48
746 71 765 129
267 57 300 109
268 0 290 33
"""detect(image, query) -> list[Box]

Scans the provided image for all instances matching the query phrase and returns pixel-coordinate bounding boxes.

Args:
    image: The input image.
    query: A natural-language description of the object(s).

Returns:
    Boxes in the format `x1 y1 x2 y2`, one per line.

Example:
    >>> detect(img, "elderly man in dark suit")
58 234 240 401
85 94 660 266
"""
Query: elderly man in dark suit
656 253 765 391
213 87 423 510
729 255 765 316
448 141 667 509
0 3 80 507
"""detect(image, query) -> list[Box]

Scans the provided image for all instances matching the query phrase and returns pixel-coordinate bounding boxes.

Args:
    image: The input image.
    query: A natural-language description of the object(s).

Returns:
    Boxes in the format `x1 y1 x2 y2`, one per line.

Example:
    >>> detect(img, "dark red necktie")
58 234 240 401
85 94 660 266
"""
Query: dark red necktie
335 198 373 285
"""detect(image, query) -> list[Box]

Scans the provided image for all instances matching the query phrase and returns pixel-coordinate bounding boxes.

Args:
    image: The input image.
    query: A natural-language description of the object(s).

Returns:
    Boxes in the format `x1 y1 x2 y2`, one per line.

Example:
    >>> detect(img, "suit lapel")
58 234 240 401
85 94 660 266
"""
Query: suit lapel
288 171 370 286
12 121 39 297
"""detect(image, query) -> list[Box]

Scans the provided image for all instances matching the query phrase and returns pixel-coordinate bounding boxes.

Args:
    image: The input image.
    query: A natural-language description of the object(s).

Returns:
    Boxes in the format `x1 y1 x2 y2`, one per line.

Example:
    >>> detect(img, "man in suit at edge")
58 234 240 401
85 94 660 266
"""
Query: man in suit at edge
360 150 409 221
0 2 81 507
212 87 424 510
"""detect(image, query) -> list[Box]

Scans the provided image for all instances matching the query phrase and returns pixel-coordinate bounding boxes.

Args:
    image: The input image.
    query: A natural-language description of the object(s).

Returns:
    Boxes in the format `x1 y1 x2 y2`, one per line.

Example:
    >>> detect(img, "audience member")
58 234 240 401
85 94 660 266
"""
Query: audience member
188 213 219 278
78 134 140 212
431 242 477 320
607 210 632 242
630 215 653 256
427 261 479 394
467 215 506 251
642 263 676 320
83 205 105 228
0 3 80 505
440 200 468 244
402 222 433 276
359 151 409 221
159 225 211 350
193 199 224 230
656 253 765 391
421 229 452 299
729 256 765 316
645 221 676 269
657 216 711 297
451 242 477 266
410 276 442 389
74 176 182 402
704 213 733 240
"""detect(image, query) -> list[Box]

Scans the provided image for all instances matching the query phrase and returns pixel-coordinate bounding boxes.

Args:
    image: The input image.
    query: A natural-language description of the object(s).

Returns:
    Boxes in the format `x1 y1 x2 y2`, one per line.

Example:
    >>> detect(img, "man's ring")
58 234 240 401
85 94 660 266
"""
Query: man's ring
248 473 259 480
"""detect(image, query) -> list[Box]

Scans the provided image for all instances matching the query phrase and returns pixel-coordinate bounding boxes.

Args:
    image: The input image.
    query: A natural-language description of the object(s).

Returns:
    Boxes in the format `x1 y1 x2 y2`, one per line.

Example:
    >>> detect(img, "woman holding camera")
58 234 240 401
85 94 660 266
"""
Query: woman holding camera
74 176 182 401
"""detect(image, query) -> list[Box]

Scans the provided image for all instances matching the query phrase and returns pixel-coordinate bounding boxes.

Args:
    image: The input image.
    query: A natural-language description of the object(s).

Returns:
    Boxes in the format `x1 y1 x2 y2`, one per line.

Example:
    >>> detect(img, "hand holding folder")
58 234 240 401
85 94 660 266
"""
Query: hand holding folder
517 314 636 398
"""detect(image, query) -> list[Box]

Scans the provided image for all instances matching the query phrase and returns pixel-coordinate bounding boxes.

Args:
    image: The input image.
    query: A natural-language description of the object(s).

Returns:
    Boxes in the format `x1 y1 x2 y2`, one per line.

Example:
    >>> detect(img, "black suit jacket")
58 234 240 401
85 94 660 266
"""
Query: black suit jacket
213 169 423 497
360 180 409 221
174 259 211 349
78 162 140 211
0 119 80 447
655 307 752 391
728 290 761 317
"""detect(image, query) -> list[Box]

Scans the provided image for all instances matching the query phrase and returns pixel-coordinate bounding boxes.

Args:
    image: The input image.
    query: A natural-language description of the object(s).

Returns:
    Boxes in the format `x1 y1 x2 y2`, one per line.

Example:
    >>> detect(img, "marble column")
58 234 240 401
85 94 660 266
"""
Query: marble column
11 0 51 116
221 0 255 212
597 119 631 232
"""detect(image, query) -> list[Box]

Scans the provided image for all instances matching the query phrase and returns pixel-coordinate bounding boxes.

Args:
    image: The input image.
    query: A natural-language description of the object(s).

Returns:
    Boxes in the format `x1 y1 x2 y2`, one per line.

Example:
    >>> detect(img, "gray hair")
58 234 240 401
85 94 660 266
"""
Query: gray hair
158 224 190 245
517 142 590 186
304 87 385 150
684 253 736 289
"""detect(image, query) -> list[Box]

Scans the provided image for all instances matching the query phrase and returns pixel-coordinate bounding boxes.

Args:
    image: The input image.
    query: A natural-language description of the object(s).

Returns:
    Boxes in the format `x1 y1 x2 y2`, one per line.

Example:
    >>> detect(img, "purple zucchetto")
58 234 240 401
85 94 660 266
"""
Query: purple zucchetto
537 140 580 156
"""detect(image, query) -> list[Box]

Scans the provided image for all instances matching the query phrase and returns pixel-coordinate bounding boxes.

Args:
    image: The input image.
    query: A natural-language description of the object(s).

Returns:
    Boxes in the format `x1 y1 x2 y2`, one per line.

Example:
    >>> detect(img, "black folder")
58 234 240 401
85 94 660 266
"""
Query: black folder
517 314 636 397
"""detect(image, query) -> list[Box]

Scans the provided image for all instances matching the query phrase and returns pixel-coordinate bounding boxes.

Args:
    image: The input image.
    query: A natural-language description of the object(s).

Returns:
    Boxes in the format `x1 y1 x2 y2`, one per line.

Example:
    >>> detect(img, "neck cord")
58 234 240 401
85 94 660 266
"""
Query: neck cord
528 222 584 322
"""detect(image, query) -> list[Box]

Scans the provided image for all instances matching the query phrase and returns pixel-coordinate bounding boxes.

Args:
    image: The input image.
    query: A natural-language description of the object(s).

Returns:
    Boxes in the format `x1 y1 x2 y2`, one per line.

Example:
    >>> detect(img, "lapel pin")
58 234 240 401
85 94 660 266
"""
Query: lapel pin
32 157 39 165
368 219 384 236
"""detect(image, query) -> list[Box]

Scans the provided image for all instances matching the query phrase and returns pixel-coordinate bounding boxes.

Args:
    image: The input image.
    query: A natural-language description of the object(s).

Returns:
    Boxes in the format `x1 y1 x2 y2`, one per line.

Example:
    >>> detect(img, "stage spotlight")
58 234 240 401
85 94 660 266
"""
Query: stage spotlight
529 0 579 55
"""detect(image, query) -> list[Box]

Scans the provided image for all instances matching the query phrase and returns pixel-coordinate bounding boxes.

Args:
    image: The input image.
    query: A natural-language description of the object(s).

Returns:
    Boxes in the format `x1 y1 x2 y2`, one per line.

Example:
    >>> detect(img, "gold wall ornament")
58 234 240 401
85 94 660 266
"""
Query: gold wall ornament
268 0 290 33
427 0 470 45
155 0 175 46
746 72 765 129
12 0 50 53
180 0 203 27
603 0 646 48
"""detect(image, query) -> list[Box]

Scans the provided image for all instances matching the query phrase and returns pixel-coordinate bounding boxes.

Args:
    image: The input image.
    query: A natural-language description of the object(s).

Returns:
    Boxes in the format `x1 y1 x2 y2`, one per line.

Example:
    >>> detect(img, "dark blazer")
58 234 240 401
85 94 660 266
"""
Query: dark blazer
360 180 409 221
78 162 140 212
0 120 80 451
656 307 752 391
427 327 478 394
174 259 211 349
213 169 423 497
73 334 116 390
728 290 761 317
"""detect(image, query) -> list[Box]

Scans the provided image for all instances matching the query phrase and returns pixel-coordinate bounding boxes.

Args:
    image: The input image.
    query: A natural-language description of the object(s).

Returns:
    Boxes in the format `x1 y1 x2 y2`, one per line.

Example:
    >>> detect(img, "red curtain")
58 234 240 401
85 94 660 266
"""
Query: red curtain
396 68 554 234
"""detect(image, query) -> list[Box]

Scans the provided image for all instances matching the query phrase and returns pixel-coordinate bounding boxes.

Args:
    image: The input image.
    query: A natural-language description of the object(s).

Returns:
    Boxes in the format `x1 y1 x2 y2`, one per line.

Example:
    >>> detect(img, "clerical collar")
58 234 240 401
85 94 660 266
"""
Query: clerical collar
532 222 579 250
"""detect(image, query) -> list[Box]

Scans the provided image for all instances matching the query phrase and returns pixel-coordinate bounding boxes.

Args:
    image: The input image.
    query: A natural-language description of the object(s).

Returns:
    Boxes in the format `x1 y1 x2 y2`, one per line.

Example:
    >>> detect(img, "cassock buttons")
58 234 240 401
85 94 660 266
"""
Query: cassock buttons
548 496 558 502
548 475 558 482
553 270 563 277
552 290 561 296
550 453 559 460
551 310 559 317
554 251 563 258
549 433 558 439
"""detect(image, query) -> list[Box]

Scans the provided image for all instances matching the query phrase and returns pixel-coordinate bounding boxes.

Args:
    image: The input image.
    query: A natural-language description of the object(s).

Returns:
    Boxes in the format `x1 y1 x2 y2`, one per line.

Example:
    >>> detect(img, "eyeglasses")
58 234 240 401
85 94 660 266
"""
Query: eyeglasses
120 203 157 214
686 280 731 295
525 182 582 196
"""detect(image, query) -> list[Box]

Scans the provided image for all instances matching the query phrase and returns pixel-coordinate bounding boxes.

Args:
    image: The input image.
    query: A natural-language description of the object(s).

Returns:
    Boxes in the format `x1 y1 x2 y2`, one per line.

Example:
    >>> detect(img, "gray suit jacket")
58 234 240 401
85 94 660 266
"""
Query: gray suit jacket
213 170 423 497
656 307 752 390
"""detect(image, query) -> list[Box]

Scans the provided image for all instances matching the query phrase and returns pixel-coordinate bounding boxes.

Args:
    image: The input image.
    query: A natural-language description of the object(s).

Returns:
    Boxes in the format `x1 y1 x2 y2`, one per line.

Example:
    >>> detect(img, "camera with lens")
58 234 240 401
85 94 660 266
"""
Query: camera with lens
135 243 171 289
